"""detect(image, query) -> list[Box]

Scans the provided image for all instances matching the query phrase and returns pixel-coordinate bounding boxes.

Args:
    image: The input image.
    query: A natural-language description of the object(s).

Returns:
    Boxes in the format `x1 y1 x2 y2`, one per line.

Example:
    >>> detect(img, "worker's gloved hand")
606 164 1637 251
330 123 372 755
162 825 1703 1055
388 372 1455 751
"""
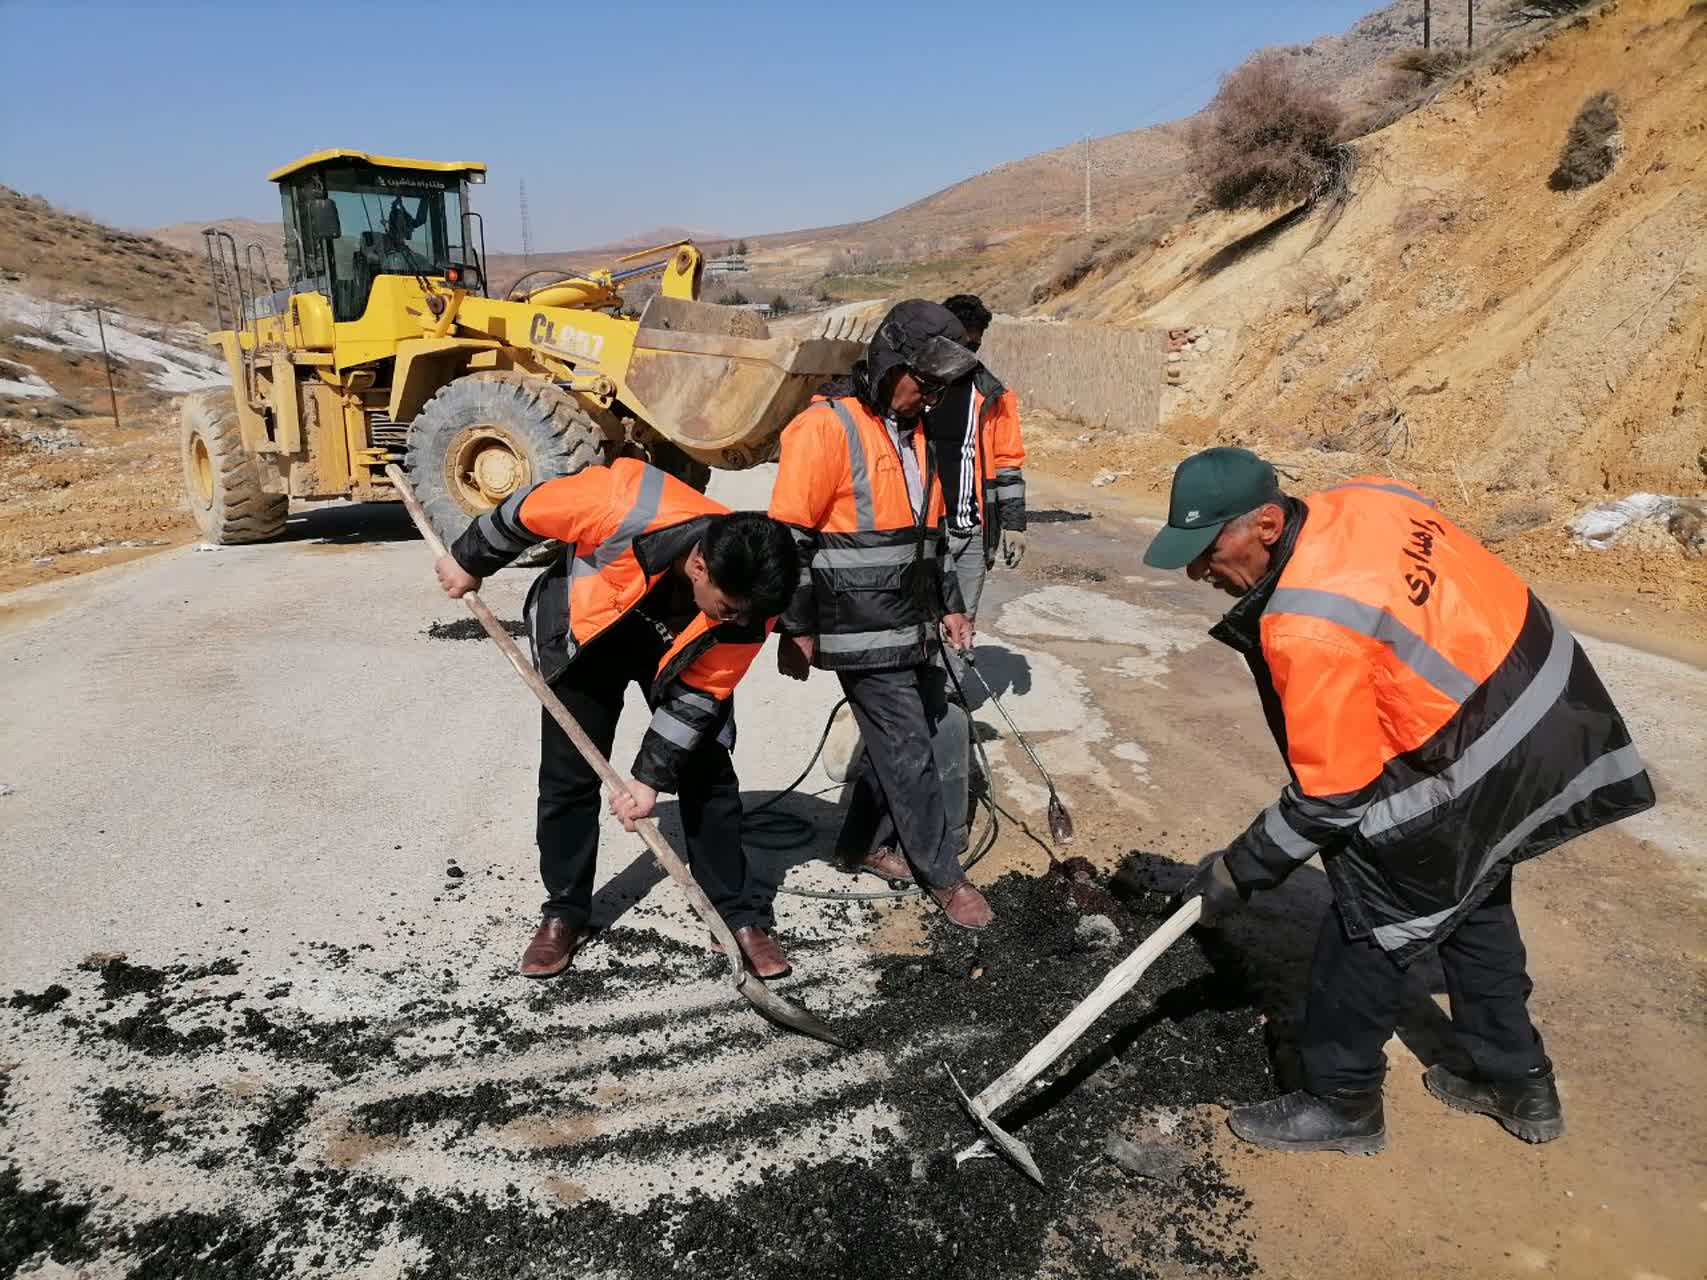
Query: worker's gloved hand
941 612 974 652
435 554 480 599
1177 850 1249 926
609 781 658 832
778 633 815 681
999 529 1027 568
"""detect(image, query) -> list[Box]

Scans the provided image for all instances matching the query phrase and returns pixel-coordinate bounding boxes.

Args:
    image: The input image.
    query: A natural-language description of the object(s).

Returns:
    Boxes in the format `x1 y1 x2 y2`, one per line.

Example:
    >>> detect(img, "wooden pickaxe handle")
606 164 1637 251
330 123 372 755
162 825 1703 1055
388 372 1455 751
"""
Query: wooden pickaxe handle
974 895 1203 1115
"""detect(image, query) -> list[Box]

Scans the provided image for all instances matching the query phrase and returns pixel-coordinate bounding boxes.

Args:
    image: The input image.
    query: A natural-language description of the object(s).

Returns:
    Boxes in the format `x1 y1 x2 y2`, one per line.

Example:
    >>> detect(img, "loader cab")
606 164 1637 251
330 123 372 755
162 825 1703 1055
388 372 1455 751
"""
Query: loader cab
270 150 487 324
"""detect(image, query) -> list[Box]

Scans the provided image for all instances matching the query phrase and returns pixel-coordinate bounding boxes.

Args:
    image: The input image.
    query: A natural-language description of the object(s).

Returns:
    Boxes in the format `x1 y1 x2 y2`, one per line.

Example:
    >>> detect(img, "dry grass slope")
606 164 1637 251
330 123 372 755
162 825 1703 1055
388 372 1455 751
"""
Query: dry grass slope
1035 0 1707 615
1 188 211 326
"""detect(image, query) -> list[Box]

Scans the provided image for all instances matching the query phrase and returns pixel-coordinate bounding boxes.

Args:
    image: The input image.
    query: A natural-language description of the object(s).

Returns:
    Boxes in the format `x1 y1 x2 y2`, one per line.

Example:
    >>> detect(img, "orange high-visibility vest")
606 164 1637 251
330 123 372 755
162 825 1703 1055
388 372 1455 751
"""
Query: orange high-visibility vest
463 459 772 791
1220 477 1653 961
968 381 1026 556
769 395 960 670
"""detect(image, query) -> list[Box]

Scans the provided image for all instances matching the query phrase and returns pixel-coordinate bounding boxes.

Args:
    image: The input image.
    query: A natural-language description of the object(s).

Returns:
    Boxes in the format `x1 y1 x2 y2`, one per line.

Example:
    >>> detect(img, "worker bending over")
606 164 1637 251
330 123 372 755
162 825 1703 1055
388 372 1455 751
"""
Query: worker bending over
435 460 800 980
769 300 993 929
1148 447 1653 1153
927 293 1027 621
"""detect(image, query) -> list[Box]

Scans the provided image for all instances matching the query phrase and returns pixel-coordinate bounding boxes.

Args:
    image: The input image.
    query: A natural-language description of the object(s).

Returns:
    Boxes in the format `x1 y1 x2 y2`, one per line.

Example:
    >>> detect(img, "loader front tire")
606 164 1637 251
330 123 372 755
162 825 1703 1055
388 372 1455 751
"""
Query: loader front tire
405 372 610 554
180 391 287 544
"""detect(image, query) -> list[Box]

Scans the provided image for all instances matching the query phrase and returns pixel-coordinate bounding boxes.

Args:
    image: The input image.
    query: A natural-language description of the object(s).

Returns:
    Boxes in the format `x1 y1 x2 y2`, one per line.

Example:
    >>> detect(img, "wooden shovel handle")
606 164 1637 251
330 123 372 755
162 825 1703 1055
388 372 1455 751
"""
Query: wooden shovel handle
975 895 1203 1114
384 465 748 972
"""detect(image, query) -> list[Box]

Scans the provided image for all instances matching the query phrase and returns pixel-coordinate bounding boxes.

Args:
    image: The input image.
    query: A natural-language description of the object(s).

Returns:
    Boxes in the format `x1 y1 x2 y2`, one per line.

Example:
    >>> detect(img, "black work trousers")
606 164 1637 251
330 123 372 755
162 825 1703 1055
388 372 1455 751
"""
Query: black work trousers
835 664 966 890
535 616 770 931
1300 870 1550 1094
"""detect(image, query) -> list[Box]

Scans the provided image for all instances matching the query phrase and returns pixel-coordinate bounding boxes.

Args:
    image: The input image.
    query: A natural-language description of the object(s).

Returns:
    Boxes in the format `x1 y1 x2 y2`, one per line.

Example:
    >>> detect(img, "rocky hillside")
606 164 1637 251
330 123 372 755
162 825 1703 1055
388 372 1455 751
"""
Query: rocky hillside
1036 0 1706 615
0 187 211 326
149 217 286 278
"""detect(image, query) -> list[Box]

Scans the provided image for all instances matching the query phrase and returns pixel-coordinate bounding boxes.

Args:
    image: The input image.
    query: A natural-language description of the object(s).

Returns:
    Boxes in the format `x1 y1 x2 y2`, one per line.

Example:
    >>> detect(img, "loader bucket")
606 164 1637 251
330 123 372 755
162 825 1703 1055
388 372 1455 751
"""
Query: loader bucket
622 296 864 469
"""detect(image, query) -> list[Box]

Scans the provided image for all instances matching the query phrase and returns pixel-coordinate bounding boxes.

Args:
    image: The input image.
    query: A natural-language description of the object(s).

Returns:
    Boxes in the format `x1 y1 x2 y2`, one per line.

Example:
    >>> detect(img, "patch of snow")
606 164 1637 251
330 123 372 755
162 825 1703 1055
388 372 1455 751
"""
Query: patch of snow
0 374 58 399
0 287 225 394
0 355 57 399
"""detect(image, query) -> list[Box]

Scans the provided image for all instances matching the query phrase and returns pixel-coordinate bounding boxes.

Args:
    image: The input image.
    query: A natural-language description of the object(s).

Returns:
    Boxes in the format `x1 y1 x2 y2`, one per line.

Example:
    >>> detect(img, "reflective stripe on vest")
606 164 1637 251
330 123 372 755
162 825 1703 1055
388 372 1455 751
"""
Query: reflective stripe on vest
572 464 667 582
1360 608 1574 838
1326 480 1438 507
1371 743 1646 949
826 399 875 532
1266 586 1480 704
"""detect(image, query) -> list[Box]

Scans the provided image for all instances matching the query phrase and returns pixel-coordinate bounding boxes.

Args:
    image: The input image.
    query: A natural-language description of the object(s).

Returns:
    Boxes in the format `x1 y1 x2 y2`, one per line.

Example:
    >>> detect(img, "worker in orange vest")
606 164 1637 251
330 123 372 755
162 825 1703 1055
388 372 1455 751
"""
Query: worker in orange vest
435 459 801 980
929 293 1027 621
770 300 993 929
1148 447 1654 1154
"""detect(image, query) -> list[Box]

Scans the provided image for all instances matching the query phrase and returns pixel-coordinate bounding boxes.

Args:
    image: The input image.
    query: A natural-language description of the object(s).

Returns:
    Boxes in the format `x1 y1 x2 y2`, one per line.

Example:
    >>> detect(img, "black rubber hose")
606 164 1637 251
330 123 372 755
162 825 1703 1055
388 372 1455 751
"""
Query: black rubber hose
754 642 1000 901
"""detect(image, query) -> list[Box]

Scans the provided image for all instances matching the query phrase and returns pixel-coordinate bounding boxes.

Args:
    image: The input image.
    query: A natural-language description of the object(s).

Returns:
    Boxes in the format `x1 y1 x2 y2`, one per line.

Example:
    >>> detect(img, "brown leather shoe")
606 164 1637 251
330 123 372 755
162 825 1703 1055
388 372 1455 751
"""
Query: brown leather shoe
929 879 994 930
519 917 590 978
840 845 913 885
709 925 793 980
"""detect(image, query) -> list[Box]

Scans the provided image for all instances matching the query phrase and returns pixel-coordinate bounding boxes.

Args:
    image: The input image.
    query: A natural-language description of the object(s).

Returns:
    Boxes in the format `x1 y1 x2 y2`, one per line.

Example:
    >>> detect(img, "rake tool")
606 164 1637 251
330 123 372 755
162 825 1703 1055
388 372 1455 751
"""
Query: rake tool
957 648 1074 846
947 895 1202 1184
387 464 847 1049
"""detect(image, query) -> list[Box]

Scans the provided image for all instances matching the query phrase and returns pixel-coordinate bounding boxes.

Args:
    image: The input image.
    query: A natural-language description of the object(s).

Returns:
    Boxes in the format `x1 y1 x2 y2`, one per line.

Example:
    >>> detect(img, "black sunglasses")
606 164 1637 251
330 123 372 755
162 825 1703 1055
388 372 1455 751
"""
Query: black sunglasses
909 370 948 400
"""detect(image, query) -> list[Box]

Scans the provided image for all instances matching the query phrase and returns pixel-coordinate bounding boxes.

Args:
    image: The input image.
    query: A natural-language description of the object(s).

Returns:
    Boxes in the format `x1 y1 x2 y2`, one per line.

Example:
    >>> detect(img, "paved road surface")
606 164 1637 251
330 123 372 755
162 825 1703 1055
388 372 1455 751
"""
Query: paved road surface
2 467 1700 1277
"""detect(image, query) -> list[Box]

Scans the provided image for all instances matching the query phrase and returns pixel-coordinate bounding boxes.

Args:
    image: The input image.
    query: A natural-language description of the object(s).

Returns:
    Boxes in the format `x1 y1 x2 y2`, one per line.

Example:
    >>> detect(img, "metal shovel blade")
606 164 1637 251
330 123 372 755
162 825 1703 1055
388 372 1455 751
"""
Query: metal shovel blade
1047 793 1075 846
738 971 849 1048
947 1065 1045 1186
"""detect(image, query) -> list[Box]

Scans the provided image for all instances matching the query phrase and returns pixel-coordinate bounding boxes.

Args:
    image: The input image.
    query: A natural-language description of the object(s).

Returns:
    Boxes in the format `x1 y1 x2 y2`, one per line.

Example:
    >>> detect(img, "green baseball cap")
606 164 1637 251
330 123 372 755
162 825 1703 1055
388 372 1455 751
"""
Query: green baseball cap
1142 447 1281 569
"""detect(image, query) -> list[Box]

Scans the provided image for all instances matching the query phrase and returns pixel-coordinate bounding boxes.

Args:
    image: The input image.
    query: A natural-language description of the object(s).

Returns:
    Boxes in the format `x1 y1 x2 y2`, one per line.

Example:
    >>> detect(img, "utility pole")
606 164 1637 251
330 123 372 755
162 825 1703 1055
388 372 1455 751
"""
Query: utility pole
1083 134 1091 233
1423 0 1431 49
92 306 120 430
518 179 534 265
1467 0 1474 50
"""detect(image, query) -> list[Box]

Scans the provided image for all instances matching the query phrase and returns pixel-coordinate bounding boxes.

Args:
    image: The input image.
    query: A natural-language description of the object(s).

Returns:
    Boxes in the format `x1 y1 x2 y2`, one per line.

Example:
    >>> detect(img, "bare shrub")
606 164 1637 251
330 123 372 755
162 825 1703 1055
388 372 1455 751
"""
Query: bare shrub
1342 49 1470 141
1390 48 1474 82
1188 54 1347 211
1502 0 1595 24
1550 90 1621 190
1313 405 1410 458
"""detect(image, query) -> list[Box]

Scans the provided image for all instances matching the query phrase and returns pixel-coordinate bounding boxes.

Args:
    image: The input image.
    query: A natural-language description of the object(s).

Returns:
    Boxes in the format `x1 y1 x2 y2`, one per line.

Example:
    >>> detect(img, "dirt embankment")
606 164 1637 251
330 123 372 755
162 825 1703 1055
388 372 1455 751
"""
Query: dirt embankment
1030 0 1707 623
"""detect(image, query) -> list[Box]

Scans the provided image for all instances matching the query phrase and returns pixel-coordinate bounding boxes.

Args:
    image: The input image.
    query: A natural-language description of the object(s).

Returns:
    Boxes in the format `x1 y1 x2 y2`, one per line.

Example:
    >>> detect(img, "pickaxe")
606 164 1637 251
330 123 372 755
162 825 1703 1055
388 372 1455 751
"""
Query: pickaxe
947 895 1202 1184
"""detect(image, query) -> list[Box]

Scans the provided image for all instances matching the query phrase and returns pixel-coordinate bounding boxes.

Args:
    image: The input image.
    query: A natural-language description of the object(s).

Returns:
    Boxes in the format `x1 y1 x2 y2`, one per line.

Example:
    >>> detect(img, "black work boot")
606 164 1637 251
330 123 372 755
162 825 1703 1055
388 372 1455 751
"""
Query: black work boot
1228 1089 1386 1155
1423 1063 1564 1144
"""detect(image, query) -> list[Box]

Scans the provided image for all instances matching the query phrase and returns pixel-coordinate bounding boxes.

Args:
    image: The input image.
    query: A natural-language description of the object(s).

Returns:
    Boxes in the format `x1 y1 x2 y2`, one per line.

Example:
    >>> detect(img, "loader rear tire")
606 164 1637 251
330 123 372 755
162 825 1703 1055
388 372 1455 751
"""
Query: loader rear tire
404 372 610 553
180 391 288 544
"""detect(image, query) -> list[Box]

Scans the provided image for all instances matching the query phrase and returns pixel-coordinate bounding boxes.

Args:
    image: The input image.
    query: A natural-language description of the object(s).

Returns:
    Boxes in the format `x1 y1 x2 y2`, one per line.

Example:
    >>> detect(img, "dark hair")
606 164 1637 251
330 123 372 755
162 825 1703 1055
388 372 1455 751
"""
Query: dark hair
942 293 992 334
700 512 799 621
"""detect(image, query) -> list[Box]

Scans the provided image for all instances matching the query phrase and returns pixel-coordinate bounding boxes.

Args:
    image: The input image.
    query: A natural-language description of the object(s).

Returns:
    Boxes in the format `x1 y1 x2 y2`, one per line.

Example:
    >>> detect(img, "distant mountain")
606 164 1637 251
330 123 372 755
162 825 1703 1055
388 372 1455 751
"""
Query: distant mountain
149 218 287 274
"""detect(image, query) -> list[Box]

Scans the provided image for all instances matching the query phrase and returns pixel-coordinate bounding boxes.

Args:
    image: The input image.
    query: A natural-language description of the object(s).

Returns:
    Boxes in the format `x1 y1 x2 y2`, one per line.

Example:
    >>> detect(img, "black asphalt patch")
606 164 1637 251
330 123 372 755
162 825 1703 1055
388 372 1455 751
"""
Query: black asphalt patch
424 617 527 641
0 856 1271 1277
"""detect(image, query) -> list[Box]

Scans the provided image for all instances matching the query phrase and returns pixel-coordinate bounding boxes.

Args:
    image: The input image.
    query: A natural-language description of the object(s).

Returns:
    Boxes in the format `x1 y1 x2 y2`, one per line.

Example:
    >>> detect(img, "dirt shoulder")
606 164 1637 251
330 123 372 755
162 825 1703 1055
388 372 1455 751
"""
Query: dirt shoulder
1024 411 1707 645
968 486 1707 1278
0 394 197 594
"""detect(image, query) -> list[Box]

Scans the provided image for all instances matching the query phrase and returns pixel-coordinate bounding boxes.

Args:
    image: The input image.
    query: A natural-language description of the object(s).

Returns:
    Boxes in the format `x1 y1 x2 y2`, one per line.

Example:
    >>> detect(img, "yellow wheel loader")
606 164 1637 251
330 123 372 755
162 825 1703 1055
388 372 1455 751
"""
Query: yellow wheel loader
184 149 861 546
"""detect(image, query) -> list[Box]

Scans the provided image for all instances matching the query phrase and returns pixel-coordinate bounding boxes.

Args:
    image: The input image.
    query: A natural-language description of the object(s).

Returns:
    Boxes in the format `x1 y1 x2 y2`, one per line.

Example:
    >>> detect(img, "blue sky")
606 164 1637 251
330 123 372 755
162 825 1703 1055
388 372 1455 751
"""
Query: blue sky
0 1 1380 250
